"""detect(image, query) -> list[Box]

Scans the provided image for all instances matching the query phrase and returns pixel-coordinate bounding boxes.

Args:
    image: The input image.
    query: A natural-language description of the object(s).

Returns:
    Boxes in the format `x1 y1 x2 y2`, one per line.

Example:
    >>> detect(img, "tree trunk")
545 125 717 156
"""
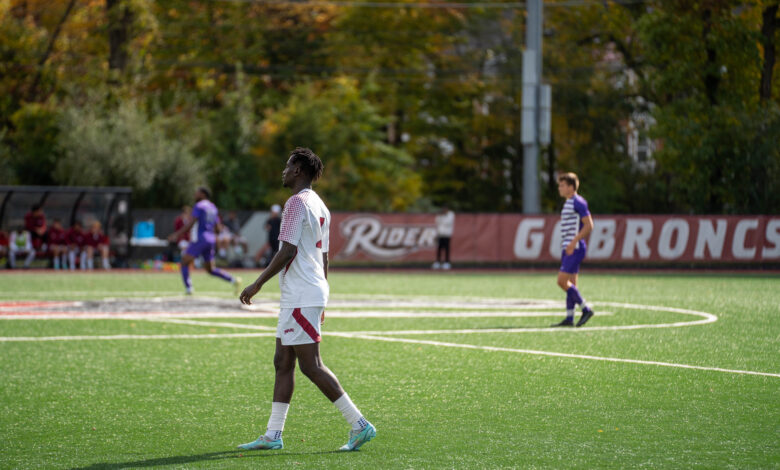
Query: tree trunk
107 0 132 72
27 0 77 101
702 9 720 106
760 4 779 102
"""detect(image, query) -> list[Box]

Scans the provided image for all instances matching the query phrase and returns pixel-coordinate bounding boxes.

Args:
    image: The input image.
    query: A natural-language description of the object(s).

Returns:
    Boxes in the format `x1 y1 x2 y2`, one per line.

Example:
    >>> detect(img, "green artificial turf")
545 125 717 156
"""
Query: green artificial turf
0 270 778 469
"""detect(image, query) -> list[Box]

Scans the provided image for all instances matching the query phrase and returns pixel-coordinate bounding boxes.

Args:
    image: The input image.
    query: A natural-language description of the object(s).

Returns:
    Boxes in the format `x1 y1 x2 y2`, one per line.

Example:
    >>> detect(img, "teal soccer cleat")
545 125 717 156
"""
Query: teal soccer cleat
237 435 283 450
339 422 376 451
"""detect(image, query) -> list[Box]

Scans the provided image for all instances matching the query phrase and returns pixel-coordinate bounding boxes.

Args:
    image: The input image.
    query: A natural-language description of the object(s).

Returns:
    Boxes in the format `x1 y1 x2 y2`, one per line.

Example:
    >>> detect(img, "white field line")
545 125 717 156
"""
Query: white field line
340 317 712 335
0 292 240 298
0 333 275 342
140 318 276 331
0 310 613 320
326 333 780 379
131 318 779 378
324 301 717 334
0 312 276 320
4 312 774 378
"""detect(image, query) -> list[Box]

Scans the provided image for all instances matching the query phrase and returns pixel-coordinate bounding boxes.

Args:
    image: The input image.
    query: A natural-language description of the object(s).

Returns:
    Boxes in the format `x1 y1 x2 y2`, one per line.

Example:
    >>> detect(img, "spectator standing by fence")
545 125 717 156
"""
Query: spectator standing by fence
433 206 455 270
254 204 281 267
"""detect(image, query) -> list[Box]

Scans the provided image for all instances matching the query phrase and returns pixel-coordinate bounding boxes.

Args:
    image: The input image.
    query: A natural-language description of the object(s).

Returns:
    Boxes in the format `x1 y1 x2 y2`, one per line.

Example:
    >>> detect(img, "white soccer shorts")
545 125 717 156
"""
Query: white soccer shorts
277 307 324 345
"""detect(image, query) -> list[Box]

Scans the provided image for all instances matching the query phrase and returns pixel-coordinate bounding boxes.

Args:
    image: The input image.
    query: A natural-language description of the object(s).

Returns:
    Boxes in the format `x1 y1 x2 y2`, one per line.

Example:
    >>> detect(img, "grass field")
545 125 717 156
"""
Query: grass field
1 270 779 469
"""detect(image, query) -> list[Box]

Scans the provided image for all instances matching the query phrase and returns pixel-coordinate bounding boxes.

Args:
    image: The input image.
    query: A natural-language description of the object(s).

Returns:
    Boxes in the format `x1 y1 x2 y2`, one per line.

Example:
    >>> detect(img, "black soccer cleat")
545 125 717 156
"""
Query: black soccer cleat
551 318 574 327
576 308 594 327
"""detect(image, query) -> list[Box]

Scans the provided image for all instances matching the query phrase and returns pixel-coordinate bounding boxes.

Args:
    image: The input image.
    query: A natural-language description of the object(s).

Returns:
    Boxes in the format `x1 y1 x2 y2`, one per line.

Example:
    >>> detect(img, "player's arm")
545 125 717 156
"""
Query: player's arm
568 214 594 252
240 241 297 305
322 252 328 280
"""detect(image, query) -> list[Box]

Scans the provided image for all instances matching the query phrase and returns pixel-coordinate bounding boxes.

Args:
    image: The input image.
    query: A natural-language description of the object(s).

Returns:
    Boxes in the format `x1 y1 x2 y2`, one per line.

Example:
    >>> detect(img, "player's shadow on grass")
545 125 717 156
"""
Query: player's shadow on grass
71 449 345 469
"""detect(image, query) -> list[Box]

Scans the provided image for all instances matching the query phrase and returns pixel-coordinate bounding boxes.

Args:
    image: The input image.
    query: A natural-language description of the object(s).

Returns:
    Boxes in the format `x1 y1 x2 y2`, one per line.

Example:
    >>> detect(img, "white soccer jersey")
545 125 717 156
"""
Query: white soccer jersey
277 188 330 308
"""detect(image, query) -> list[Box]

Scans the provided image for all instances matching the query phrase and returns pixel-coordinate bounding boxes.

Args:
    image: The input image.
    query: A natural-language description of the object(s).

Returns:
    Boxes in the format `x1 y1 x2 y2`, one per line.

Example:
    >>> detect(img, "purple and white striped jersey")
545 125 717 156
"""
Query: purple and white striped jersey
560 194 590 250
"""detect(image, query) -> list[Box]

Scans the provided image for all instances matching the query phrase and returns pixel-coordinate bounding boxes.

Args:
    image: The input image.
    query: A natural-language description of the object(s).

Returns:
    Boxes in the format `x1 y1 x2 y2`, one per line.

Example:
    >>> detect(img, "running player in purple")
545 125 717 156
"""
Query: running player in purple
552 172 595 327
168 187 240 295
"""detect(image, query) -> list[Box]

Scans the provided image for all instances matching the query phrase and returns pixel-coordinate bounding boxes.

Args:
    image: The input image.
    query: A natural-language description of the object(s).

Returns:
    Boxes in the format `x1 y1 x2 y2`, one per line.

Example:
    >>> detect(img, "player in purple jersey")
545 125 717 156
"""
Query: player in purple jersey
552 172 596 327
168 187 240 295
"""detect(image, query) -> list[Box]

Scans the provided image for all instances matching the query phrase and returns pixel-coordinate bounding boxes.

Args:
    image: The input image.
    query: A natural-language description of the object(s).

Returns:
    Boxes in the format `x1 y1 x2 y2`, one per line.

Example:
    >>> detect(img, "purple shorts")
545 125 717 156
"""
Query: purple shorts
186 239 215 262
560 248 586 274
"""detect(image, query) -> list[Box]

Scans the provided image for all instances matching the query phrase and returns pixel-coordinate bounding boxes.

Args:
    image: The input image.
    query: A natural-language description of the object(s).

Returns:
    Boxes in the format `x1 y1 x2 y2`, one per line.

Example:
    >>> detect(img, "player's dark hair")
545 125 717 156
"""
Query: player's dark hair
289 147 324 182
557 172 579 191
198 186 212 200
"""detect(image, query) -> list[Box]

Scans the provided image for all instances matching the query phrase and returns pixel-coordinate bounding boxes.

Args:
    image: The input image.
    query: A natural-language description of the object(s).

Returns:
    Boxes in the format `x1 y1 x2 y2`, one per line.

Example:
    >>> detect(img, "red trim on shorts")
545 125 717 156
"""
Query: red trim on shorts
292 308 321 342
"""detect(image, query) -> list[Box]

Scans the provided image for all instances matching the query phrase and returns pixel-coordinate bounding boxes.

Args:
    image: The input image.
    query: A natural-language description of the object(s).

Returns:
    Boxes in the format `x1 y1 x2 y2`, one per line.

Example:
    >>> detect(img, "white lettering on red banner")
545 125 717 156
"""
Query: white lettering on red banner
340 215 436 259
330 213 780 263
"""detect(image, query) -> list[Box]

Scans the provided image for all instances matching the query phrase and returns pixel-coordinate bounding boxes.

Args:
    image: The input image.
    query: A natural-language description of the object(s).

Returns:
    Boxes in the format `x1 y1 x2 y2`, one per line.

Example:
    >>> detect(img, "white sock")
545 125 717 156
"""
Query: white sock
582 302 590 311
333 393 366 430
69 251 76 270
87 257 94 270
264 402 290 440
566 308 575 319
80 252 87 270
102 258 110 270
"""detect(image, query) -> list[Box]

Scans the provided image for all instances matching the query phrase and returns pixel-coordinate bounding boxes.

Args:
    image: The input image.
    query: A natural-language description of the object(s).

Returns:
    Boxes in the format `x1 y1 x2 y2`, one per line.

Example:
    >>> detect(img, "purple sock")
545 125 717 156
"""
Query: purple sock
181 263 192 290
209 268 234 283
567 285 584 306
566 289 576 310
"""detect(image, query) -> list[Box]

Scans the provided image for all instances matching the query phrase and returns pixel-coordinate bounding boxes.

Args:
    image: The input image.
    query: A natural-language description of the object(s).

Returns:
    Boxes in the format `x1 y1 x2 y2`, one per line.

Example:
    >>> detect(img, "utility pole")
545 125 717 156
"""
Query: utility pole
521 0 550 214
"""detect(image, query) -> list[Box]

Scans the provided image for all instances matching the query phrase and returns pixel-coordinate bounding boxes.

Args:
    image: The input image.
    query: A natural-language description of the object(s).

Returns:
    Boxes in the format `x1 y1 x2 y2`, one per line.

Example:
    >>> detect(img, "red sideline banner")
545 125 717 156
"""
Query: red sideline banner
329 214 780 264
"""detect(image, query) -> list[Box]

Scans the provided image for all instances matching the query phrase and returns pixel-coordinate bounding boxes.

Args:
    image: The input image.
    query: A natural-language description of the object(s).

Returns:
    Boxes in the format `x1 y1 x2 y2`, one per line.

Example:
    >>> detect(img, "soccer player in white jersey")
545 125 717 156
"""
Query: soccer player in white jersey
551 172 596 327
237 147 376 452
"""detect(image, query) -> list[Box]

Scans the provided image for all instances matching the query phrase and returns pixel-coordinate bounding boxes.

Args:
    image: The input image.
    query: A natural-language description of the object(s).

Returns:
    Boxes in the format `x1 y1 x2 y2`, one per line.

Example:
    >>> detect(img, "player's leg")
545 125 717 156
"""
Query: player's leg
238 339 295 451
559 248 594 327
295 342 345 401
574 271 594 327
289 307 375 451
553 249 578 326
553 270 577 326
204 259 235 283
267 341 296 440
442 237 451 269
203 244 241 293
295 342 375 451
180 253 195 294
